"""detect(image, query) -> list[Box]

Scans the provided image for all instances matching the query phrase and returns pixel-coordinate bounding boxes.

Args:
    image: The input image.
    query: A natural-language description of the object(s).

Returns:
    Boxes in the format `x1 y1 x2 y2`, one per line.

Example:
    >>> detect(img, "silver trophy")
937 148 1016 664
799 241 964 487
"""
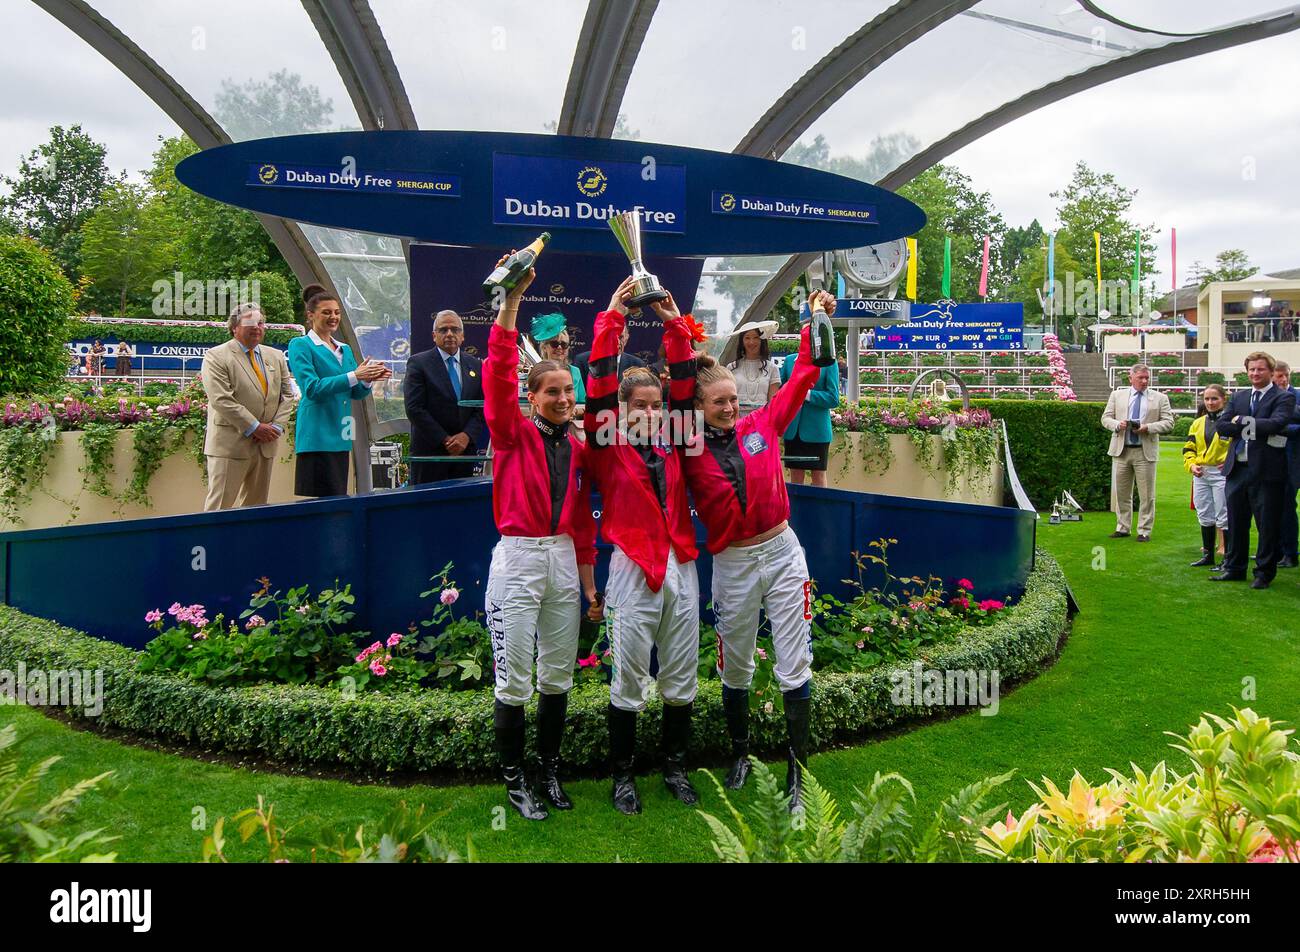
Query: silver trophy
607 210 669 306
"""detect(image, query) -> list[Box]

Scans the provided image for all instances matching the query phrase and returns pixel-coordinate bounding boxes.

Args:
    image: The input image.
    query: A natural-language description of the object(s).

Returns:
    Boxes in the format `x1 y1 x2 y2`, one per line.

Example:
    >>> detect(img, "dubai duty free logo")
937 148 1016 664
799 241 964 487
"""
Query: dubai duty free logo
576 166 608 198
718 192 736 212
258 163 279 185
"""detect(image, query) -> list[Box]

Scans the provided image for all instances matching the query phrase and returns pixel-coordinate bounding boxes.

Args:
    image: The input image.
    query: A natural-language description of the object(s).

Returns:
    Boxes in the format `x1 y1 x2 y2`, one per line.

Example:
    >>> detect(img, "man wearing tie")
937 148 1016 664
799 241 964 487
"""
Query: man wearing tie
1212 352 1297 588
403 309 487 484
1102 364 1174 541
201 303 296 510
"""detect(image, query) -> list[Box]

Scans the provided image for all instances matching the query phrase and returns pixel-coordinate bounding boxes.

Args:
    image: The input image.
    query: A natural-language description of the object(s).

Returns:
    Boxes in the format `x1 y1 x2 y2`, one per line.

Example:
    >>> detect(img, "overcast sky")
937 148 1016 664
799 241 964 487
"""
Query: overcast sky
3 0 1297 284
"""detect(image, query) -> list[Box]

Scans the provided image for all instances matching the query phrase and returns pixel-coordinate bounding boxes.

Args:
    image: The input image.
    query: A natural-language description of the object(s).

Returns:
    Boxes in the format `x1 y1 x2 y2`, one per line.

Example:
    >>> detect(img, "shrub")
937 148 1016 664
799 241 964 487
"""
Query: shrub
0 554 1071 774
963 399 1111 510
860 370 886 384
1196 371 1225 385
920 354 945 366
1028 372 1052 386
988 354 1016 367
886 353 914 367
700 707 1300 864
65 320 301 348
994 371 1021 385
1111 353 1139 367
1234 372 1250 387
997 390 1029 400
0 235 75 395
1168 391 1195 409
1030 390 1057 401
1155 371 1186 386
0 723 117 862
953 354 981 367
1149 353 1181 367
1165 414 1194 442
1023 354 1049 367
892 371 917 384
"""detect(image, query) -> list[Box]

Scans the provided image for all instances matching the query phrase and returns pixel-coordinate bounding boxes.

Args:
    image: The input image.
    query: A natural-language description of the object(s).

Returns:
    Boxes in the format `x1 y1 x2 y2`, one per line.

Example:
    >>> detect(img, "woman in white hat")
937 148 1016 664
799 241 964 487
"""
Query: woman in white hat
726 321 780 418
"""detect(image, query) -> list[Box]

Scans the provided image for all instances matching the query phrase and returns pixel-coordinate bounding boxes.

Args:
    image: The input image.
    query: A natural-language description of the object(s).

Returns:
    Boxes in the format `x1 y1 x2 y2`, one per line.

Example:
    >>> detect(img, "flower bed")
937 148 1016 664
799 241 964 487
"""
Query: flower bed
0 552 1071 774
886 353 915 367
1149 352 1181 367
860 370 886 384
994 371 1021 385
1155 370 1186 386
1196 371 1225 385
953 354 981 367
1168 389 1196 409
1023 354 1049 367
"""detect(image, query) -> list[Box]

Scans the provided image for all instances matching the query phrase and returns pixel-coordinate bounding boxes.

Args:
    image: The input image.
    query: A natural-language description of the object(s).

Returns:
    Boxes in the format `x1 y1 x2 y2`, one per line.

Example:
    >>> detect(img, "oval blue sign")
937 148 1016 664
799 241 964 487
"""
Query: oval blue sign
176 131 925 256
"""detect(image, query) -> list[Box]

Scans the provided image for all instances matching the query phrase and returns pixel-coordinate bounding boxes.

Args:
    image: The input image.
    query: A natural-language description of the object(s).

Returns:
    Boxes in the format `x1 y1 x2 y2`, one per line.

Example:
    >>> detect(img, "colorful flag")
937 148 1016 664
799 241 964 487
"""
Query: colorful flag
905 237 917 300
978 235 990 298
1171 227 1177 291
1093 230 1102 297
1047 232 1055 300
1131 232 1141 301
942 235 952 299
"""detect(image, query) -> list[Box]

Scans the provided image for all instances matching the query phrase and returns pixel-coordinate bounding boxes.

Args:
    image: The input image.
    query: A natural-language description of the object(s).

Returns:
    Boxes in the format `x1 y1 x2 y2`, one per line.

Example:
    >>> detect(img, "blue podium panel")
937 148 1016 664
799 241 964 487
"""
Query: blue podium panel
0 482 1033 649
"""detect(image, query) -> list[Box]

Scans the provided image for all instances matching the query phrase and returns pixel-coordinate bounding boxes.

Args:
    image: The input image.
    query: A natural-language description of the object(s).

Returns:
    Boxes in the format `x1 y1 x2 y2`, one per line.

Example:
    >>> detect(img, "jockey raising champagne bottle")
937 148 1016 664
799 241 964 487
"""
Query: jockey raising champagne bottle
483 232 551 297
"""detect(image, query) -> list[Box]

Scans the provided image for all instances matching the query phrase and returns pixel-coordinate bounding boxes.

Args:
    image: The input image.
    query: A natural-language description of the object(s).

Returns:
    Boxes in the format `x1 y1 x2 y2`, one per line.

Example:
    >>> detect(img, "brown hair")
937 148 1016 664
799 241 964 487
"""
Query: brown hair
1201 383 1226 401
302 283 339 318
1274 360 1291 374
1244 351 1276 371
694 352 735 400
526 360 568 393
618 365 661 402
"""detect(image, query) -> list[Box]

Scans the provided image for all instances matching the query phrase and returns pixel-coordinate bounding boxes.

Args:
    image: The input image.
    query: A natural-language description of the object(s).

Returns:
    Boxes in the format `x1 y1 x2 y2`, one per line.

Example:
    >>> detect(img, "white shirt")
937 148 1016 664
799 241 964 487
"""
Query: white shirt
308 328 370 390
730 358 776 416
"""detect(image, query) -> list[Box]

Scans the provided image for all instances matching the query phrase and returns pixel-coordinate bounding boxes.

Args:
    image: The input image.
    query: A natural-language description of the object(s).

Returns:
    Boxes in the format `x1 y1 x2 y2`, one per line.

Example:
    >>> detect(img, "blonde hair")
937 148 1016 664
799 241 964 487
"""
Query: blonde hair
526 360 567 393
693 353 734 400
1245 351 1276 371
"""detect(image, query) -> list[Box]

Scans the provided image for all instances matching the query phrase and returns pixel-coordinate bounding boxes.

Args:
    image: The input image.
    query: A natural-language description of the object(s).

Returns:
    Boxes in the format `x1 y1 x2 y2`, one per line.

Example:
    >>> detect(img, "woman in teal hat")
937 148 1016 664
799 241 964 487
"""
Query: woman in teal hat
531 312 585 418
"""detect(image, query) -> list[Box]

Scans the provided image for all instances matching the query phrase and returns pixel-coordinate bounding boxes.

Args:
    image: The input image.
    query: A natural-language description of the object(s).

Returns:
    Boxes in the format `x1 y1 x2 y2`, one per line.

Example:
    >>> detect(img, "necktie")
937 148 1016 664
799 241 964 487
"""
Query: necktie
247 347 268 396
1127 391 1142 446
447 354 461 400
1251 390 1261 416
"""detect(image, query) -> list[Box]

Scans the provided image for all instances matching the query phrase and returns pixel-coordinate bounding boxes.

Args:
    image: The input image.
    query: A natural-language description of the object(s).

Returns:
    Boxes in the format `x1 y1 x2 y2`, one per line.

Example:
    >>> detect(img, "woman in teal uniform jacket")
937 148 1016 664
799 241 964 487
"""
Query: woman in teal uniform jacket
287 284 391 497
779 352 840 488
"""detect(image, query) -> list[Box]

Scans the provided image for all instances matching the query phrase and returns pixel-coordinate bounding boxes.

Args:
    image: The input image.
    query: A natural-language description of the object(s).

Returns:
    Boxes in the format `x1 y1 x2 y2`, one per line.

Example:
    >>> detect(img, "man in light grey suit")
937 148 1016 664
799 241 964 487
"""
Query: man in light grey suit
201 303 296 510
1101 363 1175 541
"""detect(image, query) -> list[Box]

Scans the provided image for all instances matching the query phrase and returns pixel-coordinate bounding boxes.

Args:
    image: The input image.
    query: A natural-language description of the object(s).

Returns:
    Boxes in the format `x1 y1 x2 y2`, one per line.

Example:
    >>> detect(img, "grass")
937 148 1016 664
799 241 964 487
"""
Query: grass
3 443 1298 861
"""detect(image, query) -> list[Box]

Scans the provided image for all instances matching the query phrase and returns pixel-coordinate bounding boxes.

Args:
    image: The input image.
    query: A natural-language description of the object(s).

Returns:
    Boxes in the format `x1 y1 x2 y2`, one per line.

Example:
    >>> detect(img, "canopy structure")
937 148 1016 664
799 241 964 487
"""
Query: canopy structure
30 0 1300 474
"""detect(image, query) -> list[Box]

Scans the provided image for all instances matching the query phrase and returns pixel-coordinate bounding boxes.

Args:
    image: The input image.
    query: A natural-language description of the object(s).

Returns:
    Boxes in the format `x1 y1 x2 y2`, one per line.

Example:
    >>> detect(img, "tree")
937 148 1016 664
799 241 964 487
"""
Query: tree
1001 220 1045 283
0 235 76 394
782 132 920 183
1051 161 1158 317
898 164 1008 303
1194 248 1257 288
213 70 336 141
0 125 119 281
80 182 176 317
147 136 295 308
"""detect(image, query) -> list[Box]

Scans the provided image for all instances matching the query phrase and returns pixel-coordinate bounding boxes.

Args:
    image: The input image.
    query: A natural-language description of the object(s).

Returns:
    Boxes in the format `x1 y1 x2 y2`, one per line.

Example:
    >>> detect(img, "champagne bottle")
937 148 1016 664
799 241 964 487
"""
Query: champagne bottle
810 304 836 368
482 232 550 297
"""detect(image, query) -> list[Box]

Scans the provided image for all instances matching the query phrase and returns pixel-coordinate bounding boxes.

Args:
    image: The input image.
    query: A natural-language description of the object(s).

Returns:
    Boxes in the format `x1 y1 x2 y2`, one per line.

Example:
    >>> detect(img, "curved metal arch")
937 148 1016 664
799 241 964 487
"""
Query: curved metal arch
557 0 659 137
735 0 979 159
738 6 1300 329
32 0 377 490
300 0 416 132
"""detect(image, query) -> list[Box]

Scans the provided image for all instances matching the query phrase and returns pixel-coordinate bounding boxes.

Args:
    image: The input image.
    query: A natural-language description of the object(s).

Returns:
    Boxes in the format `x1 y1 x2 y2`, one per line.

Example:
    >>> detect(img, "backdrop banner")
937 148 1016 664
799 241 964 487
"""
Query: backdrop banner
873 301 1025 350
408 243 704 364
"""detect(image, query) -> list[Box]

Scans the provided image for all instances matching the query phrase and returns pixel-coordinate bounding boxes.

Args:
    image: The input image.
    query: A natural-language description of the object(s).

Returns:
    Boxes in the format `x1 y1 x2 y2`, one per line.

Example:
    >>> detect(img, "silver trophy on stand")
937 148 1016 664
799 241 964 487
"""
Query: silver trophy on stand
608 210 669 306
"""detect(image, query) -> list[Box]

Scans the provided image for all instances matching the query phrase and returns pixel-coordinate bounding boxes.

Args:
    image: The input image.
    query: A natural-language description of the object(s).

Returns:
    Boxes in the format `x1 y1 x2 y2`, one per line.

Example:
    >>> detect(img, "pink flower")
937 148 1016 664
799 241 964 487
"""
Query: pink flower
757 647 768 661
168 602 182 616
354 652 367 664
763 701 774 714
191 631 207 641
245 614 265 629
363 641 383 658
440 588 460 606
978 599 1005 612
957 578 973 591
386 632 403 648
145 609 162 623
369 660 387 676
577 653 600 669
950 596 970 610
855 640 865 649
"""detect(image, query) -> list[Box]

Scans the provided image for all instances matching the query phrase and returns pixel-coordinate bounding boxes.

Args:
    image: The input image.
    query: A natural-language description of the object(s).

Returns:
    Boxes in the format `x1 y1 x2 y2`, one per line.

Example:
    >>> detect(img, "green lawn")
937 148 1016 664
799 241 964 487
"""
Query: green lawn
4 443 1298 862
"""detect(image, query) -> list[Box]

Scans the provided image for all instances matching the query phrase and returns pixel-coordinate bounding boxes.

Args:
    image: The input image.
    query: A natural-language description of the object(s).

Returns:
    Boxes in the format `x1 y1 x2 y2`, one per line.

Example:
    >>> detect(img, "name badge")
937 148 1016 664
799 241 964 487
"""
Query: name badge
743 432 768 455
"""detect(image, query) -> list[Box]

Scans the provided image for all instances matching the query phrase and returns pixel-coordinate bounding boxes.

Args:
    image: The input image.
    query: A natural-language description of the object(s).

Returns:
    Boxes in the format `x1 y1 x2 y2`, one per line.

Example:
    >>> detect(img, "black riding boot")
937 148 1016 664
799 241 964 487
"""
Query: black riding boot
536 691 572 810
1190 524 1216 566
495 700 547 821
783 692 812 813
661 702 699 805
608 704 641 815
721 687 751 790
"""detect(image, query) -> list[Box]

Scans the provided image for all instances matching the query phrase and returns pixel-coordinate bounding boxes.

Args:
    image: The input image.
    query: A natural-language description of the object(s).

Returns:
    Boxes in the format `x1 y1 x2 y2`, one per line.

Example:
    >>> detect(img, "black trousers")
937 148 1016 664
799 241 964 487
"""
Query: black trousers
1224 472 1286 581
1281 484 1299 559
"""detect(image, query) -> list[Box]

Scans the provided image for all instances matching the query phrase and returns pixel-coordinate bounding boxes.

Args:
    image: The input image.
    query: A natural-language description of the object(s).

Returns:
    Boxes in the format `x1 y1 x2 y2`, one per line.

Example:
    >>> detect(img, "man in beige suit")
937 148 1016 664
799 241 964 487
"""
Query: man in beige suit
1101 363 1175 541
201 303 295 510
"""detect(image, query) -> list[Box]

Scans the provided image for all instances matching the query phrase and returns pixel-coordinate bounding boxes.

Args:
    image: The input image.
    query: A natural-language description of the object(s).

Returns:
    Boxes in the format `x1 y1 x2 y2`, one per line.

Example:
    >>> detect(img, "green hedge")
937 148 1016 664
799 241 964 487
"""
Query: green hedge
1196 371 1225 385
966 399 1111 511
0 554 1070 776
67 320 303 347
